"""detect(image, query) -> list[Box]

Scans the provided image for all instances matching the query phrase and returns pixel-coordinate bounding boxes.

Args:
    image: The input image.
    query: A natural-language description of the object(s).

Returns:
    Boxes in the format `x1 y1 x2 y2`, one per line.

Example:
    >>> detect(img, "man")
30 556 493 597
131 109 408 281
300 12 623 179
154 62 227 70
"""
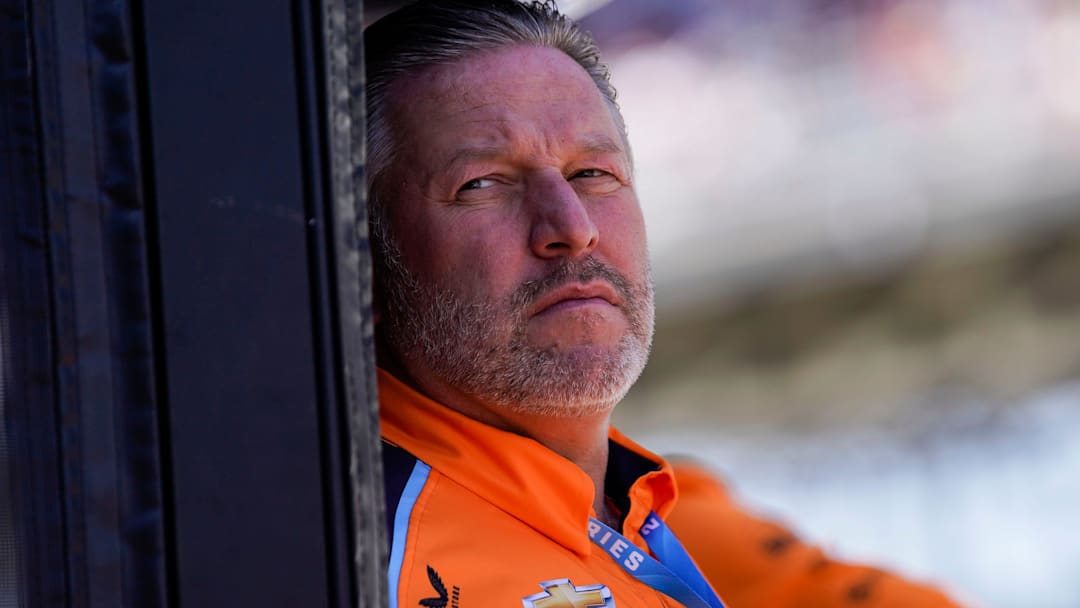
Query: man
366 2 962 606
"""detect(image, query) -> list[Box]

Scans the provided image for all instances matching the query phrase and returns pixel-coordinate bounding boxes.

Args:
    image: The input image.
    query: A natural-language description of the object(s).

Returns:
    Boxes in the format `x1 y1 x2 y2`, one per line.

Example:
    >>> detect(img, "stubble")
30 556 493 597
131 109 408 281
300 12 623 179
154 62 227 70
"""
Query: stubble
377 240 655 418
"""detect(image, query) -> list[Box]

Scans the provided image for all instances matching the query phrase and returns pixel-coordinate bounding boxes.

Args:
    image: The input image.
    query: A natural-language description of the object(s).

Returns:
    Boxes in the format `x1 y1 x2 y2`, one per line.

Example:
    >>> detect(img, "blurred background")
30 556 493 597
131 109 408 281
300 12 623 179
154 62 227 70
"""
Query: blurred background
560 0 1080 606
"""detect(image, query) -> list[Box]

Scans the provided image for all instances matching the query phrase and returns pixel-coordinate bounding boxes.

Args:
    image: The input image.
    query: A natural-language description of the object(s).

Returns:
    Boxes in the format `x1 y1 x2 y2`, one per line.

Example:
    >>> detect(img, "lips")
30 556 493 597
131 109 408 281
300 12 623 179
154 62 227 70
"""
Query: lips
529 281 621 317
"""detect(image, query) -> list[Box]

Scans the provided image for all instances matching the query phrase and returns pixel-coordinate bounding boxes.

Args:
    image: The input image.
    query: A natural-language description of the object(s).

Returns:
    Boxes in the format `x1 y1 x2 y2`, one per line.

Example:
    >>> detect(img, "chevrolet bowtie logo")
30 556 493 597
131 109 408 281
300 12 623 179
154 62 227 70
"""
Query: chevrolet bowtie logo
522 578 614 608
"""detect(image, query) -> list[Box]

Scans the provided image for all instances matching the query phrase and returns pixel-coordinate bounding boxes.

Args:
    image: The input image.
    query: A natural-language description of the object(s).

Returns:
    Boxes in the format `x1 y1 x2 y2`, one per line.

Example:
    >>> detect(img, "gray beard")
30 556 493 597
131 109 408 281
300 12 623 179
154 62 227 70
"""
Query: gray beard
377 242 655 418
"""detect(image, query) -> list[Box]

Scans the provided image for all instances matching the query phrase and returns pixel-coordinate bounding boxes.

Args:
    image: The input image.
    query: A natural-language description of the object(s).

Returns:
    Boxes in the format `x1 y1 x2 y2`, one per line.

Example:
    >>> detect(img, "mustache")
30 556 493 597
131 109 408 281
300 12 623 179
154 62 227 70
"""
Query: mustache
510 257 637 311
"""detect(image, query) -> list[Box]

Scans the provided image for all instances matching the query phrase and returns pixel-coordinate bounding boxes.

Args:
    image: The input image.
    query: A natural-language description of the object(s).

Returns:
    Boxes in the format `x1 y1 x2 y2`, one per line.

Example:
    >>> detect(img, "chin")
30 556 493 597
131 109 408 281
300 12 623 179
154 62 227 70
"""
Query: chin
489 342 648 418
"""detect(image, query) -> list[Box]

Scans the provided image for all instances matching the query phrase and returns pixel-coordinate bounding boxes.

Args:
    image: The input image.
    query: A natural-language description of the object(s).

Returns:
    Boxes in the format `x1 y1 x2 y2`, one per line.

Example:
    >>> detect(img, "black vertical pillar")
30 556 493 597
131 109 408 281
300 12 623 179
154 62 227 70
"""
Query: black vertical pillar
320 0 389 604
5 0 168 605
1 0 384 605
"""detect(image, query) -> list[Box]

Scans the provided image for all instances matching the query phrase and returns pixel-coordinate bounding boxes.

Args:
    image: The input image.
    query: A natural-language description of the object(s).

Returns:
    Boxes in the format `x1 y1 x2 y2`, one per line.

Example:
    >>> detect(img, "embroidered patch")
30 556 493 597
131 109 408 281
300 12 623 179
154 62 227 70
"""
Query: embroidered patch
522 578 614 608
420 565 460 608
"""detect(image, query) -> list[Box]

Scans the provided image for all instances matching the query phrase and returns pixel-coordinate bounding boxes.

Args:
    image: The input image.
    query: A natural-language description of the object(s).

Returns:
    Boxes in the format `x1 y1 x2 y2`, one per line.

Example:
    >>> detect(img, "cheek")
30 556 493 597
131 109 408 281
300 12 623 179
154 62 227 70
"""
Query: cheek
406 215 529 294
597 201 649 272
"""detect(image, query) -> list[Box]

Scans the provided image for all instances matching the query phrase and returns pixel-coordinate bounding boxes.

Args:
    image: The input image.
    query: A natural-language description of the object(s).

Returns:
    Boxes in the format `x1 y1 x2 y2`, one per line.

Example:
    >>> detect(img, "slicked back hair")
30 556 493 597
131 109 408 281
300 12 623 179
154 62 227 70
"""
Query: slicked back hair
363 0 626 230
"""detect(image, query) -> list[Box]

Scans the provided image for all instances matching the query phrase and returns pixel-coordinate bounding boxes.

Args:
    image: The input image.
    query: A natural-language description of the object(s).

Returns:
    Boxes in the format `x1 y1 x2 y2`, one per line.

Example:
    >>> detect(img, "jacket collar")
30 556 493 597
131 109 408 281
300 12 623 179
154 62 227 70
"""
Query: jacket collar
377 368 678 557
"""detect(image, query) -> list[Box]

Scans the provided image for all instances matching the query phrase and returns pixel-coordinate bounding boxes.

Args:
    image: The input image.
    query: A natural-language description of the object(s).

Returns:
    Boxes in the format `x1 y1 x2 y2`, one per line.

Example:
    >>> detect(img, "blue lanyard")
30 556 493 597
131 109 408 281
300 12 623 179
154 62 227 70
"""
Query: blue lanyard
588 512 726 608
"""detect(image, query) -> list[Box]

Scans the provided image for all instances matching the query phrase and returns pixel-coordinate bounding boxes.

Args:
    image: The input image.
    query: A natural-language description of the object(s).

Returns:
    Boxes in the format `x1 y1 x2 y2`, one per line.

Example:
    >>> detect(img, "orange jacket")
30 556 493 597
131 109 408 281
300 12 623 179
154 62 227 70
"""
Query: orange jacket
380 368 962 607
380 369 701 607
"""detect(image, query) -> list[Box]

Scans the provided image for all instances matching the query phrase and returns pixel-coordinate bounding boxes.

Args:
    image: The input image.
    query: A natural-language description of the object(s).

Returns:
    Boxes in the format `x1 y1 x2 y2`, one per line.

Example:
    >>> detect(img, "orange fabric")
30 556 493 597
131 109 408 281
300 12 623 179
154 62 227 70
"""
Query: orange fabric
667 460 964 608
379 367 963 607
379 369 691 607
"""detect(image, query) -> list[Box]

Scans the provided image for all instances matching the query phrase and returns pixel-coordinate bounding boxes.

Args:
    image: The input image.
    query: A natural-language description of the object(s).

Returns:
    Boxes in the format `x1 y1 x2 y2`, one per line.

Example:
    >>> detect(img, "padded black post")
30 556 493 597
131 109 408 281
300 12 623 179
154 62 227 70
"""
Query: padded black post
0 0 384 605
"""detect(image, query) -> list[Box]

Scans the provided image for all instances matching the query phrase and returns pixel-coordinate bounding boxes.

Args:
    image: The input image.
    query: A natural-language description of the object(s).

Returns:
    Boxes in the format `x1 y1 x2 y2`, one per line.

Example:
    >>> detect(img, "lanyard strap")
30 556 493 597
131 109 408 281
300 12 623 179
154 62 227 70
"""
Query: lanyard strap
588 512 726 608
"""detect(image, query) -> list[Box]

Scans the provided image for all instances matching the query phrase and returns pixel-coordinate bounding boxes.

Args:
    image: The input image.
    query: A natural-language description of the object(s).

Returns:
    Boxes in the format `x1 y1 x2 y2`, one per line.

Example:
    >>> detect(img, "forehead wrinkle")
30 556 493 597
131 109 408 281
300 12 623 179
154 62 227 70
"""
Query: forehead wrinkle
577 133 625 156
443 126 626 175
449 91 622 150
390 46 630 184
446 97 519 117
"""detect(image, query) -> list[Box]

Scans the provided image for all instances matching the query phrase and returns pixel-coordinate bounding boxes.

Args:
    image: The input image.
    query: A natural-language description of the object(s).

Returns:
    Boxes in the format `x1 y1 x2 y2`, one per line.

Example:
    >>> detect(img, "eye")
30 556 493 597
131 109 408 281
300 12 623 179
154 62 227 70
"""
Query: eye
569 168 622 195
571 168 609 179
458 177 497 192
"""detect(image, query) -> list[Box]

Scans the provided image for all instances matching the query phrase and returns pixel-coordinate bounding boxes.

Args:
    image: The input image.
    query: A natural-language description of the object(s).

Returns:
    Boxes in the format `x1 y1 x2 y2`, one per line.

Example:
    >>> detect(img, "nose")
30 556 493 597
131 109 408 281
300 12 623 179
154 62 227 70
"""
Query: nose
527 172 599 259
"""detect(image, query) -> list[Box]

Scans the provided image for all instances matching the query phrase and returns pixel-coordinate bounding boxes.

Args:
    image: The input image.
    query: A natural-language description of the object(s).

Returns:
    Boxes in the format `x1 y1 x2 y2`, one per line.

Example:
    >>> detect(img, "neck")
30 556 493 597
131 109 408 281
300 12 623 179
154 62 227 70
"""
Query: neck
514 410 613 518
460 404 615 521
378 349 616 521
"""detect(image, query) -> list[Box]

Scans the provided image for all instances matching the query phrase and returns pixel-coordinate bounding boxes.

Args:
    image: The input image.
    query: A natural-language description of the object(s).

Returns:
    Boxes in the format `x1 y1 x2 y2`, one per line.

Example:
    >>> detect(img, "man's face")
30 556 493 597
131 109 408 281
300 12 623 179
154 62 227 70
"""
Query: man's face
376 45 654 419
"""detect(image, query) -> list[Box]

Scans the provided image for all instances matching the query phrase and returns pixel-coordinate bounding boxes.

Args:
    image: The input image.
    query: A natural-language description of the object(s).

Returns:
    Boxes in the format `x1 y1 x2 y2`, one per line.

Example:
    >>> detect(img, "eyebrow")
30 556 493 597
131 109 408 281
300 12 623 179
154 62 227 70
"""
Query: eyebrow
443 133 626 171
577 134 625 156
